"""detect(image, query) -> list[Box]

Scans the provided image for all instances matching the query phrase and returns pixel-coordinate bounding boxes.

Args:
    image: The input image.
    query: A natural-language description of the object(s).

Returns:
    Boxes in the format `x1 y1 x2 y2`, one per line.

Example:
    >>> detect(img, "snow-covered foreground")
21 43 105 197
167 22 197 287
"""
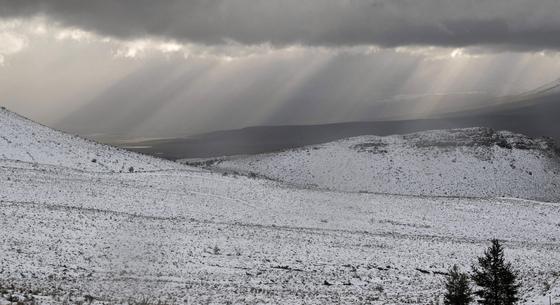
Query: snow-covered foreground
194 128 560 202
1 109 560 304
1 164 560 304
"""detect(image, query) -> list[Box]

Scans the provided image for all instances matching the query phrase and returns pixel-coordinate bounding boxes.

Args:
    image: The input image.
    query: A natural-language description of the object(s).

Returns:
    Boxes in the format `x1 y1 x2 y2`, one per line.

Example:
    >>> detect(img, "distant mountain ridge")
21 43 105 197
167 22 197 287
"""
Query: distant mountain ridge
122 110 560 160
112 78 560 159
189 127 560 201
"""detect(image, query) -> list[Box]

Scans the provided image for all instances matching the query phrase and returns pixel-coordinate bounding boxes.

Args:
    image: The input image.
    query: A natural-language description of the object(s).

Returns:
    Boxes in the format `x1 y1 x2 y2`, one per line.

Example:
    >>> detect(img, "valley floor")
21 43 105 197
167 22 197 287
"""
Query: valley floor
1 162 559 304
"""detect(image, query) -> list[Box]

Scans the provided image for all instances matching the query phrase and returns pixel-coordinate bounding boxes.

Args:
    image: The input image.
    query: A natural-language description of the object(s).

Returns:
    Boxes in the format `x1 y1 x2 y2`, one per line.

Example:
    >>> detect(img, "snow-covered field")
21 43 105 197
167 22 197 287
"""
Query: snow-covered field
1 108 560 304
193 128 560 202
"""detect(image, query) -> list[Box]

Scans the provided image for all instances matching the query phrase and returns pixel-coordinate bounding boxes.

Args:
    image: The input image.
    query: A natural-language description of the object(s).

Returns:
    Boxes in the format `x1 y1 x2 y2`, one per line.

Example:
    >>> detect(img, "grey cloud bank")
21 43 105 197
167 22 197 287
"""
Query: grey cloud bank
1 1 560 142
2 0 560 51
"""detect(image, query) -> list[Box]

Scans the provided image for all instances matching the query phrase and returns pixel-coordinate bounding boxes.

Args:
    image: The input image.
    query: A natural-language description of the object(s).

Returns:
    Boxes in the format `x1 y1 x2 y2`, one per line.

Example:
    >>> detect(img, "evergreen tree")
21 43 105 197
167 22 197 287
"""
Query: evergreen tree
471 239 521 305
444 264 473 305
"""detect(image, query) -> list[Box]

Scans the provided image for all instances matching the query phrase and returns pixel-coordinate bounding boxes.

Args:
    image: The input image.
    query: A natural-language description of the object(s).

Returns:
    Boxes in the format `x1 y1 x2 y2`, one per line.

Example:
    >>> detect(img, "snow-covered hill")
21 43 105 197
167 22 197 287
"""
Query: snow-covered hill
1 109 559 304
0 107 181 172
194 128 560 201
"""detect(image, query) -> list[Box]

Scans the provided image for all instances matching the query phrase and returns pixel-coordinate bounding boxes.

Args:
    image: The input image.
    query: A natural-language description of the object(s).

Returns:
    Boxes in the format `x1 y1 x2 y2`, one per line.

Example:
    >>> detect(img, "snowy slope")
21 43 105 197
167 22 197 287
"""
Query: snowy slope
0 107 181 172
1 110 559 304
197 128 560 201
2 164 560 304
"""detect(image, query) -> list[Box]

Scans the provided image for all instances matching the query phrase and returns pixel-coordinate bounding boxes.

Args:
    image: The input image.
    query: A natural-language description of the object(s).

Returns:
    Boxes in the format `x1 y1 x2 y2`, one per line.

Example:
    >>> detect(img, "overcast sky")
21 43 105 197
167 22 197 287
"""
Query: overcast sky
1 0 560 138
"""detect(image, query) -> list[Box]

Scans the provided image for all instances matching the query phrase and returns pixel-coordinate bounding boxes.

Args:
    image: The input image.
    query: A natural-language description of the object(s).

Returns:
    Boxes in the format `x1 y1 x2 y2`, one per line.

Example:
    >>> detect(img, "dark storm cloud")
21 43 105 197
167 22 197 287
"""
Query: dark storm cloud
1 0 560 51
